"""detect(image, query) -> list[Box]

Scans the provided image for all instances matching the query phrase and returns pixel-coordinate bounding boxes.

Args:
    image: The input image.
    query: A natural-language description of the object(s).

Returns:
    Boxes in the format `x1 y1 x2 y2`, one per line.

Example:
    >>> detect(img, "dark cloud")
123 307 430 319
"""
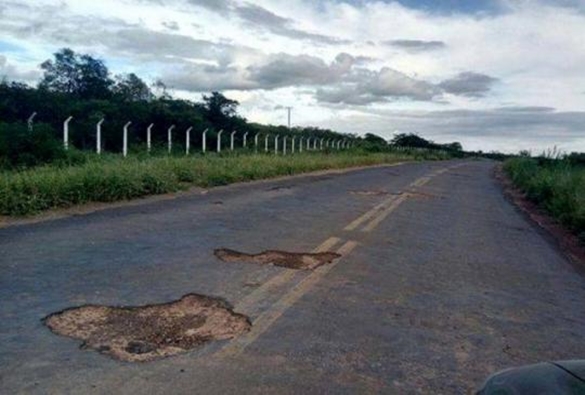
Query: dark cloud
438 72 498 97
162 21 180 31
233 3 351 45
383 39 446 51
186 0 233 12
316 67 439 105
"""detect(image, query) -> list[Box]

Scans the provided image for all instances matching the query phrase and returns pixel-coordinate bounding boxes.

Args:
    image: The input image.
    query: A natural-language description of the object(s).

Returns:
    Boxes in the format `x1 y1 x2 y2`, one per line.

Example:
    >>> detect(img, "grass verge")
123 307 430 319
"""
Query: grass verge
504 157 585 242
0 150 448 216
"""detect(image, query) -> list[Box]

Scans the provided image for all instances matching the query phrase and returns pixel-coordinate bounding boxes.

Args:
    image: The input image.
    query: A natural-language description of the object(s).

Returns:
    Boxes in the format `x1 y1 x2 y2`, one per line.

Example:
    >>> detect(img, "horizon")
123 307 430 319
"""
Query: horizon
1 0 584 154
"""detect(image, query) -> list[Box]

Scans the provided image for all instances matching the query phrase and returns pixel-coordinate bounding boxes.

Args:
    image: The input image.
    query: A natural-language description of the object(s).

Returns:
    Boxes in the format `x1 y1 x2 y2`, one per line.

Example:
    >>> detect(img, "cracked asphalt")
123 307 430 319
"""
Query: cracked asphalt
2 159 585 394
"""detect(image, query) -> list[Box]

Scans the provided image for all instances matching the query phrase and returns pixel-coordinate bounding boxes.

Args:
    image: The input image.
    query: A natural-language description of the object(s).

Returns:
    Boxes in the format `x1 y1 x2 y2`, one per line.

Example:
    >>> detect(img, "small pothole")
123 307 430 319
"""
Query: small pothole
214 249 341 270
44 294 250 362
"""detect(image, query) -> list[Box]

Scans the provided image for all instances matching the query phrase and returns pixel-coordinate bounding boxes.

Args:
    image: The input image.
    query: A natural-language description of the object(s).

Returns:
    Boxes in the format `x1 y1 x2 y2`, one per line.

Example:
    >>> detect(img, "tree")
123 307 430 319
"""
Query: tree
391 133 433 149
203 92 239 120
364 133 388 146
39 48 113 100
113 73 154 102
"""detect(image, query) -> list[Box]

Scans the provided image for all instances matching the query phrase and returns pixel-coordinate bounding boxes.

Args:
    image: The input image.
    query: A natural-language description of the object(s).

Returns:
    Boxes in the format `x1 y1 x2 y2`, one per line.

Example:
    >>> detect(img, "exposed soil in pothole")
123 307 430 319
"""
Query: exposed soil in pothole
214 249 341 270
44 294 250 362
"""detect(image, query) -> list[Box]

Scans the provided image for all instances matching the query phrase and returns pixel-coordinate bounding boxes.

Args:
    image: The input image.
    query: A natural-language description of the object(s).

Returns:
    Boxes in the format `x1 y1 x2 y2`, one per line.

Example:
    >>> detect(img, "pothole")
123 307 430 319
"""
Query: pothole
44 294 250 362
214 249 341 270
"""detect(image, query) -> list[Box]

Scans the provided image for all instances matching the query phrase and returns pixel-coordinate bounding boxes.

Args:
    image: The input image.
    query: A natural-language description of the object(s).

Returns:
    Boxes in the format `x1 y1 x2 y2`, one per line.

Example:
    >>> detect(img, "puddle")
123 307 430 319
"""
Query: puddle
214 249 341 270
44 294 250 362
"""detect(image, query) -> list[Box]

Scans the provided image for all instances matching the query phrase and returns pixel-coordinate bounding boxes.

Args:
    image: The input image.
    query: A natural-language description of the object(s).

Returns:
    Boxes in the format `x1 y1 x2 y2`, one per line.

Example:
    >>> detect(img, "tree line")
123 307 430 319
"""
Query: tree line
0 48 465 168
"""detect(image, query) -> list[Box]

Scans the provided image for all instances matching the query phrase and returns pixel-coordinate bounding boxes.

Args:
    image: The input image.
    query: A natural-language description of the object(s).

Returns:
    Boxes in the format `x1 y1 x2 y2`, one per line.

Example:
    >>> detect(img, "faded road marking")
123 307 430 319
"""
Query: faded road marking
362 193 410 232
234 237 341 316
215 240 358 359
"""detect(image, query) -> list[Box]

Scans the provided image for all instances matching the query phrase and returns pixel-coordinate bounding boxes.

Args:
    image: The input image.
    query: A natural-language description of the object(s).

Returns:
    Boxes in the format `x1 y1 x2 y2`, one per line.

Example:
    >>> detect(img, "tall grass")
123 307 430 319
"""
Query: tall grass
0 149 448 216
504 157 585 241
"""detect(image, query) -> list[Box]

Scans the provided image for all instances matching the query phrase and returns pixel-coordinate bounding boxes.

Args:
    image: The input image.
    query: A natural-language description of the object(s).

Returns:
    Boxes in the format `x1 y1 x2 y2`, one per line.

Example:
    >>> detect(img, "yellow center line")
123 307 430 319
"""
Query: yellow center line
234 237 342 316
361 193 410 232
343 196 399 231
215 240 359 359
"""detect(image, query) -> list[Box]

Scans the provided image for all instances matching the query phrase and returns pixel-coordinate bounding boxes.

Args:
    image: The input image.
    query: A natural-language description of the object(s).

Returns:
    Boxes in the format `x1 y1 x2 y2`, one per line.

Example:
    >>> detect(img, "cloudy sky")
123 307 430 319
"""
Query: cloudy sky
1 0 584 153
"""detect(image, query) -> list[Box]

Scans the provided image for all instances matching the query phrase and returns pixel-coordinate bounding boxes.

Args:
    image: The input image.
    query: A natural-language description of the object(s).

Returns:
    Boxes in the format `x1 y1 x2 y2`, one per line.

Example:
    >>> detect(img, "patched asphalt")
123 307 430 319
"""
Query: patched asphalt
2 159 585 394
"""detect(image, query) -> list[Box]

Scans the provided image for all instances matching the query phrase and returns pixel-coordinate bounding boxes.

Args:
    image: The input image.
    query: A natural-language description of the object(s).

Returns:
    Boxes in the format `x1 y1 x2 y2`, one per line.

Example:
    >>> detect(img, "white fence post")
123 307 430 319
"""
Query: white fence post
306 138 311 151
202 128 208 153
274 135 279 155
299 137 303 153
243 132 248 148
265 134 270 153
230 131 236 151
123 122 132 157
147 123 154 153
186 127 193 155
168 125 175 154
283 136 287 155
291 136 296 154
27 112 36 132
313 138 317 150
63 116 73 150
254 133 259 153
320 138 324 151
96 118 104 154
217 129 223 153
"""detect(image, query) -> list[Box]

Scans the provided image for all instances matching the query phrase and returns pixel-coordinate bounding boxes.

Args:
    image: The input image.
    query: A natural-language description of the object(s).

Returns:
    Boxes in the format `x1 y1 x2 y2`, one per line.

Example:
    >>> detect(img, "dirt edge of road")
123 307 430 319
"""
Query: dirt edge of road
495 165 585 268
0 161 408 229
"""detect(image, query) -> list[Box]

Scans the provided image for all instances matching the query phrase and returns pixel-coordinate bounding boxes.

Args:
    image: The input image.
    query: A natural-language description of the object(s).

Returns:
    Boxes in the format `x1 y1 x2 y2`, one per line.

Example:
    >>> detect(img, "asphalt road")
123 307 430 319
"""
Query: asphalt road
2 159 585 394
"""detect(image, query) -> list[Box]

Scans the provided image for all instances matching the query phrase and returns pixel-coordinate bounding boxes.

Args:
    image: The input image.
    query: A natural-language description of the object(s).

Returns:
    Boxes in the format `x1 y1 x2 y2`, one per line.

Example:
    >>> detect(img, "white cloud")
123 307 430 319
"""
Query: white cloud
0 0 584 152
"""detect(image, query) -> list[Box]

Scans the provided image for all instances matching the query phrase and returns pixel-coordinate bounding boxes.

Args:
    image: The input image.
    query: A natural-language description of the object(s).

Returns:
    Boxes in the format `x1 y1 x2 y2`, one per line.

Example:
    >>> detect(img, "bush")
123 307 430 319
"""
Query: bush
0 122 65 169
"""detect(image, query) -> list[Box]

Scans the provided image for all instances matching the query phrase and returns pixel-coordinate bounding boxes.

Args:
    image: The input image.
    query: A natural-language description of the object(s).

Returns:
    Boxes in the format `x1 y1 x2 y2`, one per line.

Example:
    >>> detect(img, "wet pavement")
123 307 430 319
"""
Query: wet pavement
2 159 585 394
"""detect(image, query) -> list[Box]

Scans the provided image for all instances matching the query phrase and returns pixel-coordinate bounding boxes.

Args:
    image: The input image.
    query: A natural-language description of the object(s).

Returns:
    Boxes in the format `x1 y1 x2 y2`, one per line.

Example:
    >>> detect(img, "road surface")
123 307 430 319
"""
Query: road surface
2 159 585 394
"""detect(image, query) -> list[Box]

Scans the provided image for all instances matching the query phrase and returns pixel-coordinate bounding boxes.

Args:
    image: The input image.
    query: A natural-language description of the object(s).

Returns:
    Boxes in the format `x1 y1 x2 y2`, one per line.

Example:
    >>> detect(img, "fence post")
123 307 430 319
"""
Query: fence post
96 118 104 154
274 135 279 155
217 130 223 153
291 136 296 154
147 123 154 153
243 132 248 148
186 127 193 155
230 131 236 151
27 112 36 132
306 138 311 151
254 133 259 153
299 137 303 153
123 122 132 157
320 138 324 151
283 136 287 155
63 116 73 150
202 129 208 153
265 134 269 153
168 125 175 154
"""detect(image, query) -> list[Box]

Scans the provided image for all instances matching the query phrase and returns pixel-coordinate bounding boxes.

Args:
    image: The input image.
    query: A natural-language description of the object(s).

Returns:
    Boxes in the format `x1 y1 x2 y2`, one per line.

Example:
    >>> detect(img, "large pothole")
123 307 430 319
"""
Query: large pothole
44 294 250 362
214 249 341 270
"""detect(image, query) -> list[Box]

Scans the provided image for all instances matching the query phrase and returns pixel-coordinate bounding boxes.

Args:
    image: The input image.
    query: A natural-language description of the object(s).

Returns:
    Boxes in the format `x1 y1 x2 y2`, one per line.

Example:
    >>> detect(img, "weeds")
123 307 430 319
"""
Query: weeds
504 157 585 237
0 150 448 216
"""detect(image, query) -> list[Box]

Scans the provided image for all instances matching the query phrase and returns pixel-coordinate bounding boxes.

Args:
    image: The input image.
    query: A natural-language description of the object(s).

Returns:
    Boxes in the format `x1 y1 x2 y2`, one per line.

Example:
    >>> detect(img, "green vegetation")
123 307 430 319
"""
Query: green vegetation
504 156 585 242
0 47 465 217
0 149 450 216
